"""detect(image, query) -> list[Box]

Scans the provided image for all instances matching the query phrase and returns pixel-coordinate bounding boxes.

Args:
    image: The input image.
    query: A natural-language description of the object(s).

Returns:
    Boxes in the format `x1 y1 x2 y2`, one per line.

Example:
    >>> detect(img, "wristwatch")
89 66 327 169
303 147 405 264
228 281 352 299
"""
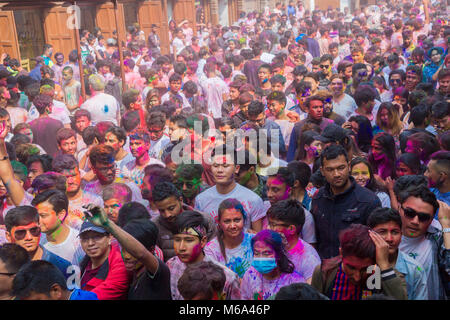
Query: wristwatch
443 228 450 233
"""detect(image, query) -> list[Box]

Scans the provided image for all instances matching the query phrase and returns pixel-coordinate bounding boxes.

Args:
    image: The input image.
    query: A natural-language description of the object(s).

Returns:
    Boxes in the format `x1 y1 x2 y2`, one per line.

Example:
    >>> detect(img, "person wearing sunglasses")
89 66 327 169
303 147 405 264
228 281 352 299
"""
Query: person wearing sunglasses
318 54 333 88
4 206 73 282
0 243 29 300
398 185 450 300
368 207 428 300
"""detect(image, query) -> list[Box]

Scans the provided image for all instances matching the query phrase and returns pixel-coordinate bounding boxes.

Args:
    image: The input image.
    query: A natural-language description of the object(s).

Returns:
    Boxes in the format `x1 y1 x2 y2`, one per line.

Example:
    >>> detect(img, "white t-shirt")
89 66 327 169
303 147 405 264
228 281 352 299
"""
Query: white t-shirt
332 94 358 119
40 226 85 266
149 135 171 161
28 100 71 125
80 92 120 126
194 184 266 230
121 157 165 187
199 77 229 119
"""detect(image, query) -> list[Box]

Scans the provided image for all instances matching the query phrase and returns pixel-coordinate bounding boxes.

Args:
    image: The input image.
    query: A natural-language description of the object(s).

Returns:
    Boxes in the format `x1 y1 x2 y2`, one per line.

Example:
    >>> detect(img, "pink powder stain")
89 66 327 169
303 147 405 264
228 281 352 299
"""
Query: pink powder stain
188 243 202 263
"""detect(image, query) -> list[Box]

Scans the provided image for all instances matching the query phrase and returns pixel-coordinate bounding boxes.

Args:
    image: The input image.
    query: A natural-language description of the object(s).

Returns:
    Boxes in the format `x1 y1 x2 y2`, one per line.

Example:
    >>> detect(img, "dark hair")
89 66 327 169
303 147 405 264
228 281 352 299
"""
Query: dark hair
296 130 320 161
398 185 439 214
354 85 376 106
0 243 29 274
122 89 140 110
89 144 115 167
406 65 423 82
397 153 422 175
287 160 311 189
175 210 207 237
269 167 295 188
247 100 265 117
267 199 305 234
31 189 69 219
216 198 247 261
347 115 373 153
33 94 53 115
368 133 397 180
431 101 449 119
430 151 450 175
105 126 127 143
251 229 294 274
56 128 76 145
177 261 226 300
121 111 140 132
339 224 376 260
27 154 53 173
4 206 39 232
410 104 430 127
320 144 348 167
367 207 402 229
12 260 67 299
123 219 158 251
152 181 181 202
408 132 440 163
275 283 329 300
30 172 67 194
117 202 150 227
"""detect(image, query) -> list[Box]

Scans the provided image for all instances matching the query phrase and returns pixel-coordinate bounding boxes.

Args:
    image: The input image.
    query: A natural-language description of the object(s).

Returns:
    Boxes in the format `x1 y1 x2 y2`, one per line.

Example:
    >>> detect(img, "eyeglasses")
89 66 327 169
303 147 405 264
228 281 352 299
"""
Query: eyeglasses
357 71 368 77
402 206 432 222
0 272 16 276
13 226 41 240
390 79 402 83
320 64 330 69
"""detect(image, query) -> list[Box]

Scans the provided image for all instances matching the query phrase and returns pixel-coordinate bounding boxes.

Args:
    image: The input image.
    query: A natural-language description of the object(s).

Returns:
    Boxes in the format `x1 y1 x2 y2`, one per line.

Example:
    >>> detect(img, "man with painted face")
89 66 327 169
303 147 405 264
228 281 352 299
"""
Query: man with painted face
83 144 143 203
397 186 450 300
61 66 81 114
367 208 428 300
102 183 132 224
166 210 240 300
317 89 346 126
174 164 207 207
267 199 321 284
431 101 450 134
351 85 378 127
152 181 216 262
5 206 73 281
311 223 407 300
121 128 164 188
104 126 133 175
83 204 171 300
31 189 85 266
318 54 333 87
425 151 450 207
345 63 369 97
195 146 266 232
311 145 381 259
405 65 423 92
287 95 334 162
51 52 65 86
52 154 103 230
329 74 357 119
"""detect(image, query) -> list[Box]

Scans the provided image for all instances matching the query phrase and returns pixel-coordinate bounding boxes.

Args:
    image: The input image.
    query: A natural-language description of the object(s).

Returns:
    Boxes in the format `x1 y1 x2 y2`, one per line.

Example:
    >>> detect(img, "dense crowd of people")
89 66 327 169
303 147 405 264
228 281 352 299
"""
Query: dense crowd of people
0 0 448 301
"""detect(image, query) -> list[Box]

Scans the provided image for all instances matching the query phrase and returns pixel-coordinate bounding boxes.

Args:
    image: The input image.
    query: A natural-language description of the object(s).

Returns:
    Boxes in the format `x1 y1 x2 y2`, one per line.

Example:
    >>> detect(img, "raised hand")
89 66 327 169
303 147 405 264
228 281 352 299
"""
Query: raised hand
83 204 110 228
437 200 450 228
369 230 390 270
0 120 8 140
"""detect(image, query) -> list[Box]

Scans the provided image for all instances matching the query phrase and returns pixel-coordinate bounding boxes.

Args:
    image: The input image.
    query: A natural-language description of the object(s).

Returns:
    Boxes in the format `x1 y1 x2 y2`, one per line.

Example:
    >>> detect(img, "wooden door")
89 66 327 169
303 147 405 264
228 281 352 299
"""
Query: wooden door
138 0 170 54
96 2 126 42
0 11 20 61
43 6 76 63
173 0 196 30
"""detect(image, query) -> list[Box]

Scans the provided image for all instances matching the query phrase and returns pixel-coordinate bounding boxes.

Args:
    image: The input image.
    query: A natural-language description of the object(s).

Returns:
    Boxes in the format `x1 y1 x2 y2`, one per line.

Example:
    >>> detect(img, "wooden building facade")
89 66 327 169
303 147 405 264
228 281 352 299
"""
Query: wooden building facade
0 0 197 68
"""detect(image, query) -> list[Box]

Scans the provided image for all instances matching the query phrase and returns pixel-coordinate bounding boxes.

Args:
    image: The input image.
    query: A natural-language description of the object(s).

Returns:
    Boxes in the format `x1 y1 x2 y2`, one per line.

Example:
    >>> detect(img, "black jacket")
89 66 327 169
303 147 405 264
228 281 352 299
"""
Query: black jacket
311 177 382 259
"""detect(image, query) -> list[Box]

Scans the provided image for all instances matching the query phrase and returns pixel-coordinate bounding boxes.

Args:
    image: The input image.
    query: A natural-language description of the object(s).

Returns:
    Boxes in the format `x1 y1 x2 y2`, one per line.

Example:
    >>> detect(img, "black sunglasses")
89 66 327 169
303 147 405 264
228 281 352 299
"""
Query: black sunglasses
14 226 41 240
402 206 432 222
320 64 330 69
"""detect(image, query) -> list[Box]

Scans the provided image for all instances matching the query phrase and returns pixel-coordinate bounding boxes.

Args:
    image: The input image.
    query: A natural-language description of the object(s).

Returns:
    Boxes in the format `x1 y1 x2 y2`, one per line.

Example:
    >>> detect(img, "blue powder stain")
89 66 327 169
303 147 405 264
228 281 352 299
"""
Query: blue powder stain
104 105 109 113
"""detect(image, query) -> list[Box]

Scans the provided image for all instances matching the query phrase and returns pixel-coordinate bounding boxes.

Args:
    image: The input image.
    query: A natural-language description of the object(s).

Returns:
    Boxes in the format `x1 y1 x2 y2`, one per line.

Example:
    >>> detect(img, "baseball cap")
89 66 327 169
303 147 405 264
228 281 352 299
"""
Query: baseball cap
79 221 108 236
316 124 348 143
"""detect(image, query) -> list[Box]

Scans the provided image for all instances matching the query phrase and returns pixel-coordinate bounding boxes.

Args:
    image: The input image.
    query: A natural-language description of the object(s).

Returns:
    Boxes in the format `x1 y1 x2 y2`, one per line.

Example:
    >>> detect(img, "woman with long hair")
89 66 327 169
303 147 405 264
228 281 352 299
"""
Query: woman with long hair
392 87 409 118
168 19 177 42
368 132 397 181
395 152 424 177
204 199 254 279
240 229 304 300
373 102 403 138
350 157 391 208
294 130 323 169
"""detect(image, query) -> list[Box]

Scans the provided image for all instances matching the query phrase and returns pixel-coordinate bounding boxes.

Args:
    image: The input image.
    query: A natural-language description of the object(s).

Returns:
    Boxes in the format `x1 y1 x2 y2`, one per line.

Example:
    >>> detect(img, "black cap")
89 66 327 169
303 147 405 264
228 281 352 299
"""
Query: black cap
316 124 348 143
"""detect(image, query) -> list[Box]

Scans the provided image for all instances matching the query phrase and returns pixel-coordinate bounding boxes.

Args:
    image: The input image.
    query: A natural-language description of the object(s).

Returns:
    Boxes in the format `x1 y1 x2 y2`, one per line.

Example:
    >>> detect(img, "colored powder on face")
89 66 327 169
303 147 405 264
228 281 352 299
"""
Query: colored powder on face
188 243 202 263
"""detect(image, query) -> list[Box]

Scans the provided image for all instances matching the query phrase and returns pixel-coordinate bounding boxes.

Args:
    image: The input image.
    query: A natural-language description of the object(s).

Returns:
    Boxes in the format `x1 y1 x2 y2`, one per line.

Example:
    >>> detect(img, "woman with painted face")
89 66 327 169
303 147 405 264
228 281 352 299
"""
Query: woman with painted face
294 130 323 169
368 132 397 182
204 198 254 279
373 102 404 139
350 157 391 208
395 153 424 178
423 47 445 87
240 229 304 300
